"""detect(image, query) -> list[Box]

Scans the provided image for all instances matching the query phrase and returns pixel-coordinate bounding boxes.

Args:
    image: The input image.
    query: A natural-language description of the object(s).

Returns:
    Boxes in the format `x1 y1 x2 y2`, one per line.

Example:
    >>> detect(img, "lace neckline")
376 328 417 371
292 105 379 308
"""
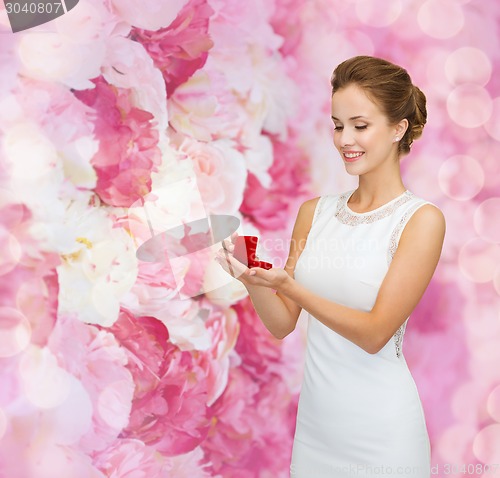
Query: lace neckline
335 189 414 225
345 189 410 216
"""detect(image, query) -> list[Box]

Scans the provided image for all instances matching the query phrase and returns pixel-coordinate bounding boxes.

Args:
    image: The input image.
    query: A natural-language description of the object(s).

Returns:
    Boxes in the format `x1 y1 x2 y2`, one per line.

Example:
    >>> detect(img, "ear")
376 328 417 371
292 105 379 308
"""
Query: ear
394 118 409 138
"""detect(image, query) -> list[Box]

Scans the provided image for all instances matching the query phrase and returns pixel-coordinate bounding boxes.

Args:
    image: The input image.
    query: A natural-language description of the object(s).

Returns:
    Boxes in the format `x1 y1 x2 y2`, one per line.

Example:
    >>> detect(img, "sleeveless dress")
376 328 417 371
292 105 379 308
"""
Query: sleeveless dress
290 189 433 478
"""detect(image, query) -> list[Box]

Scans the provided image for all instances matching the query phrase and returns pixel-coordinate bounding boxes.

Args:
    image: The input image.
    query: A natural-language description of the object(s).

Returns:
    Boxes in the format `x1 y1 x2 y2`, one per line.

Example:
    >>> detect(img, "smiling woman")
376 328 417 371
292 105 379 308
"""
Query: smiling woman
216 55 445 478
285 56 445 478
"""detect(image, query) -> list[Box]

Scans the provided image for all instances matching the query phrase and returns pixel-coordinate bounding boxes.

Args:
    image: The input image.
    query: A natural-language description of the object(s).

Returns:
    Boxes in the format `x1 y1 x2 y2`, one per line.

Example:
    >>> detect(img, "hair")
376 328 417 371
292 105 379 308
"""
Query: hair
330 55 427 156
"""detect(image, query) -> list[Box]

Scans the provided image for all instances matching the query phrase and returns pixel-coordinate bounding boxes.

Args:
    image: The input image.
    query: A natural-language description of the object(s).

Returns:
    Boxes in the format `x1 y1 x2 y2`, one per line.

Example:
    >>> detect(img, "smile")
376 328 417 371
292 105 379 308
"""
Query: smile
343 151 364 162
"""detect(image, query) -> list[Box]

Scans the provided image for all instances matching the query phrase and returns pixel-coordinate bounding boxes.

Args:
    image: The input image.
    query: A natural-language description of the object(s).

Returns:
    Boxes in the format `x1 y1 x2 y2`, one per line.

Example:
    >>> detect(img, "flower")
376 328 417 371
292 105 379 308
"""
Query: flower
48 315 135 453
108 312 212 455
93 438 167 478
73 76 162 208
130 0 214 97
240 133 310 231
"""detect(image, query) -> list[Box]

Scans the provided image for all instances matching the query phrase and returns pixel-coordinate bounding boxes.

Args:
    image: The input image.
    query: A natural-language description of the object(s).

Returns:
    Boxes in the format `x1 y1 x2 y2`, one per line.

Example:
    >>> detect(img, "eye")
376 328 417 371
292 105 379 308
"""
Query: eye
355 125 368 130
334 126 343 131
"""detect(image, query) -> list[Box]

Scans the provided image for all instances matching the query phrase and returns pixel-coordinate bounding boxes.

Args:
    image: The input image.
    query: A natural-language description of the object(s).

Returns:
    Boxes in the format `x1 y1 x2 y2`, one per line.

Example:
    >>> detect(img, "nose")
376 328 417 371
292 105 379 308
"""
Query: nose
338 129 354 148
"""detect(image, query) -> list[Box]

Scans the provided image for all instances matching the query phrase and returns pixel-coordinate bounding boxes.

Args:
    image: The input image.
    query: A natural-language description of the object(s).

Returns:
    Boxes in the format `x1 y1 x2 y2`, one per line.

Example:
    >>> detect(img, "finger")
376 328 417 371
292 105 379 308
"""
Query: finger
216 253 236 277
248 267 262 276
222 239 234 252
216 250 246 278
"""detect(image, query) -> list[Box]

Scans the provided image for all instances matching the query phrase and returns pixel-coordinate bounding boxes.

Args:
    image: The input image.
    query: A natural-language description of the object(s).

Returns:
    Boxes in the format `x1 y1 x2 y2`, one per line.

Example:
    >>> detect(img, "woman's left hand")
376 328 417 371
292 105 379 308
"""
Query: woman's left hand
215 250 290 291
246 265 291 291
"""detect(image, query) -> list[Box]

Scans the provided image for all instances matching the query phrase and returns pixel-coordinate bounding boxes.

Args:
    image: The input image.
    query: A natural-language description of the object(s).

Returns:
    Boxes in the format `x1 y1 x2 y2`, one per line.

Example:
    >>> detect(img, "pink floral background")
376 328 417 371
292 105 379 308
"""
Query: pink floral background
1 0 500 476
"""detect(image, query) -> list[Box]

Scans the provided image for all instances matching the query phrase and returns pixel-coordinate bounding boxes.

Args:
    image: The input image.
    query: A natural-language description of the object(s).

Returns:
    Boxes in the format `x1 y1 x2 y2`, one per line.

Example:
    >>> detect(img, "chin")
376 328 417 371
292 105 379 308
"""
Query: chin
343 161 366 173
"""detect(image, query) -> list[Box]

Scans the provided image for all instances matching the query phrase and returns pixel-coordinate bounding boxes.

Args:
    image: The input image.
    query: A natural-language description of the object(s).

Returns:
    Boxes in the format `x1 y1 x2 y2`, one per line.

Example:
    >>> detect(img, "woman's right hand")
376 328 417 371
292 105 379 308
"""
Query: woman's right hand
221 231 237 255
215 232 257 286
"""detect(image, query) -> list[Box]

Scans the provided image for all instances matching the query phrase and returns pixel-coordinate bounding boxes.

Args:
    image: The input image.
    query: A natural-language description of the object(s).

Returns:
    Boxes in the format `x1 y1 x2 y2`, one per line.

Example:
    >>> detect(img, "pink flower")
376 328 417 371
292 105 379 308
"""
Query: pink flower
93 438 167 478
269 0 304 56
199 299 298 476
130 0 214 98
198 297 240 406
167 68 249 142
233 298 283 379
202 366 295 477
0 201 60 348
48 315 135 453
163 446 214 477
73 77 162 207
105 311 171 397
240 133 311 231
110 0 188 31
178 137 247 215
107 312 212 455
0 348 106 478
102 36 169 133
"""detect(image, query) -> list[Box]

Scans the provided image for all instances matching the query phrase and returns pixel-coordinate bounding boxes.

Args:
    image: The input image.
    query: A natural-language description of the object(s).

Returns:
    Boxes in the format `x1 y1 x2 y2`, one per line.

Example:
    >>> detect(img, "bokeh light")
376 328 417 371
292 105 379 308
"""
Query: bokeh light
445 47 492 87
447 85 493 129
19 348 71 409
473 424 500 462
473 198 500 243
417 0 464 39
435 423 475 463
0 229 22 277
484 97 500 141
438 155 484 201
458 238 500 283
494 267 500 296
425 48 454 96
355 0 402 27
487 384 500 423
0 408 7 440
0 307 32 358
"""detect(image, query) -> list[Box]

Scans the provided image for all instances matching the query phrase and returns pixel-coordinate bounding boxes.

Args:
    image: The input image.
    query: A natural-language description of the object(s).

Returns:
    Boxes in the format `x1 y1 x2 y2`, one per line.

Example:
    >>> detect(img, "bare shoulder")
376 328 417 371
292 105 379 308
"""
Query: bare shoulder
285 196 322 268
404 203 446 235
398 203 446 253
297 196 322 229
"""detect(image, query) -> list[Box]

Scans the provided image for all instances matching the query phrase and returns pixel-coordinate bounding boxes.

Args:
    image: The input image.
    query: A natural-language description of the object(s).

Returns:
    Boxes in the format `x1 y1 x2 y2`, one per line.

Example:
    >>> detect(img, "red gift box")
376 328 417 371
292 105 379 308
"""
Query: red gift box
233 236 273 270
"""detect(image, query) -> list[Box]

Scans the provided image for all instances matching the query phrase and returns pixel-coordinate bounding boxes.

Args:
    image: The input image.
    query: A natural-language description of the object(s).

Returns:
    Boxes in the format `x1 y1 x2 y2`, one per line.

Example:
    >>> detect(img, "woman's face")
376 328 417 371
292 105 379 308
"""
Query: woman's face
331 84 403 174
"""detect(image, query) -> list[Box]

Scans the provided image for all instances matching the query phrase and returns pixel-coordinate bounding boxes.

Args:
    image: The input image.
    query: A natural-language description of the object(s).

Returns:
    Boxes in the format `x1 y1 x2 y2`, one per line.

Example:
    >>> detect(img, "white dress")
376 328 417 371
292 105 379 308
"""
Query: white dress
290 189 433 478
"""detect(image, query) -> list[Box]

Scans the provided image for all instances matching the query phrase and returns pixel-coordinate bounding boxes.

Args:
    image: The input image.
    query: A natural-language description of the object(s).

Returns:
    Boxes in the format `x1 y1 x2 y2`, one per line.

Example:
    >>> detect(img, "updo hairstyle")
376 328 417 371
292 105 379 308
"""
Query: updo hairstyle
330 55 427 155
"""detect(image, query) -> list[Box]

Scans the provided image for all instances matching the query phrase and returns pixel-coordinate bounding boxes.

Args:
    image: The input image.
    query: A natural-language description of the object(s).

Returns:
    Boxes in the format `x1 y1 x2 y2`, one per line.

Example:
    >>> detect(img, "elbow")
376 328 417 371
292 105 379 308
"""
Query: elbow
273 325 296 340
273 331 289 340
362 335 385 355
365 334 391 355
365 344 382 355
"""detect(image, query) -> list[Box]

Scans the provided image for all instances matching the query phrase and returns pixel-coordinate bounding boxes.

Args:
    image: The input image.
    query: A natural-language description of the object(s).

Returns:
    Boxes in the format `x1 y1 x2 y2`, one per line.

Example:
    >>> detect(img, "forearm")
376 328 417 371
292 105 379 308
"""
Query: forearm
278 276 379 353
244 283 295 340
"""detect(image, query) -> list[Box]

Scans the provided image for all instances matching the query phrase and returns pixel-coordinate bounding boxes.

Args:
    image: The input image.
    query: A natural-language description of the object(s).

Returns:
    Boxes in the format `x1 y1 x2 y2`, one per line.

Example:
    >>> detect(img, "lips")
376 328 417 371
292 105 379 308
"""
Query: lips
343 151 364 162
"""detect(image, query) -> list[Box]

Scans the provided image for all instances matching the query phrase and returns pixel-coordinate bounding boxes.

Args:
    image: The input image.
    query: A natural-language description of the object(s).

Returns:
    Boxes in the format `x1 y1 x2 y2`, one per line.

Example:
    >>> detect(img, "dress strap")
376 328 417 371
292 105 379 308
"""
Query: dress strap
311 195 328 226
387 200 433 264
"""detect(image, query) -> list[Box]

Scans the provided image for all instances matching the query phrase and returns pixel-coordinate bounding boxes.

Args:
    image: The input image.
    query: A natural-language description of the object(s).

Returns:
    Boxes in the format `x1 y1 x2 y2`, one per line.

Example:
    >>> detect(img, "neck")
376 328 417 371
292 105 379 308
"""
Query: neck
353 173 406 206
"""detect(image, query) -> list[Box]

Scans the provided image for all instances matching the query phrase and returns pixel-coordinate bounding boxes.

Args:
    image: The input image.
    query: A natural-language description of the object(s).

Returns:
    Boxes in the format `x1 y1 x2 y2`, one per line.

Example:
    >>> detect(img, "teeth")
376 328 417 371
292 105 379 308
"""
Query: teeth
344 152 364 158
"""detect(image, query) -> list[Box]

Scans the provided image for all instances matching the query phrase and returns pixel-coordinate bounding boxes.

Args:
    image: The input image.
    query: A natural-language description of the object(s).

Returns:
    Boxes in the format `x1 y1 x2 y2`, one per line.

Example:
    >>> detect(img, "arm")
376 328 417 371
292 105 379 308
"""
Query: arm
277 204 446 353
217 197 321 340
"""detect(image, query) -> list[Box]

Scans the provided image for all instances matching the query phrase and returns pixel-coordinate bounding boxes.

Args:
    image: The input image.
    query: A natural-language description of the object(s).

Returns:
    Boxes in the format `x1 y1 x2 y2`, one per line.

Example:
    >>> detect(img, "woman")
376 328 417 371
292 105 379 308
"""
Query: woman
215 55 445 478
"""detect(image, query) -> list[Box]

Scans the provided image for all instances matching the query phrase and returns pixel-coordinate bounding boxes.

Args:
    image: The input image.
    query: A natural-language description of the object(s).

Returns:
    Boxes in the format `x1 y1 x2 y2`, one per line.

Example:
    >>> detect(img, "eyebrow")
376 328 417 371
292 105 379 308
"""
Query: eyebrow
331 115 368 121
